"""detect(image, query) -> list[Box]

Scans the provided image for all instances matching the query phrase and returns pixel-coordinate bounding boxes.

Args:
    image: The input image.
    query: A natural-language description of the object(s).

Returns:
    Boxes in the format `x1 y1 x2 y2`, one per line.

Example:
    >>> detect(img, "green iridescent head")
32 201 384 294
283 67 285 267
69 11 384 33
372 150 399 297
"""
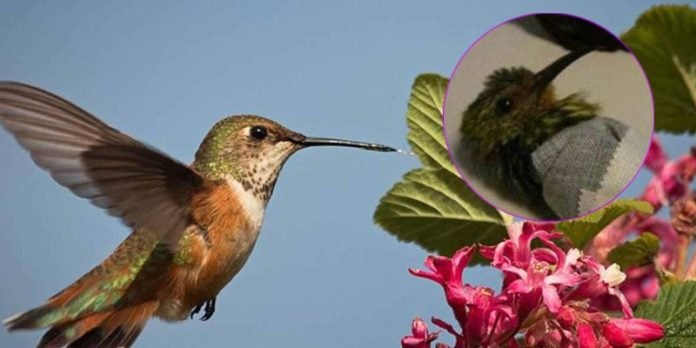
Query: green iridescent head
193 115 396 201
460 49 599 160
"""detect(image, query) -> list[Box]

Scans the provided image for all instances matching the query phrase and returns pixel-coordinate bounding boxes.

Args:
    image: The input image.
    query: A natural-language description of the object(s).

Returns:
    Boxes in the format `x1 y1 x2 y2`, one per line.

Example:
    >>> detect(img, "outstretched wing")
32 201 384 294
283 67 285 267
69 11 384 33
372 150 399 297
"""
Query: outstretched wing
0 81 207 247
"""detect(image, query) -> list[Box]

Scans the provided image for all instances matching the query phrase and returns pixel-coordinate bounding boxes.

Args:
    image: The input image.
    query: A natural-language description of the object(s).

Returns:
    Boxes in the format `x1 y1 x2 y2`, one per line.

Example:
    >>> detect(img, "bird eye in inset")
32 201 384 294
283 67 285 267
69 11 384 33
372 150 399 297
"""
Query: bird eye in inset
250 126 268 140
494 97 513 115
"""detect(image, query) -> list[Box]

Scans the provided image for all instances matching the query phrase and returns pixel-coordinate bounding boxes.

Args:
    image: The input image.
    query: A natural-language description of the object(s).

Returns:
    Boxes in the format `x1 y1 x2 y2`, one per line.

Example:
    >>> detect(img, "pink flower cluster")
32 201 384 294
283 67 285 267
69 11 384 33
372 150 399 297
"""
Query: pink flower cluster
642 138 696 212
401 222 664 348
589 138 696 308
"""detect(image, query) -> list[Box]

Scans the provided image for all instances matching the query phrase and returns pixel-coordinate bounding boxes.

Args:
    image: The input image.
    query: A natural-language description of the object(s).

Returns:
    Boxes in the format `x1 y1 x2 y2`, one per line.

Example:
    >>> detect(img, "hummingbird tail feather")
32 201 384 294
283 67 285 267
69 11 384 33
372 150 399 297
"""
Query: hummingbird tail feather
3 295 158 347
3 269 121 331
3 306 56 330
36 301 158 348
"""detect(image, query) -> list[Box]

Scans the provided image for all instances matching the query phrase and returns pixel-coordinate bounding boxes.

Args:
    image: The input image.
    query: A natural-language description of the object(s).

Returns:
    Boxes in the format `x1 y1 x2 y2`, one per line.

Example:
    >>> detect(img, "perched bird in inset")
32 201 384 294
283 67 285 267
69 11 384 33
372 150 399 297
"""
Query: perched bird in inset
459 48 643 219
0 82 397 347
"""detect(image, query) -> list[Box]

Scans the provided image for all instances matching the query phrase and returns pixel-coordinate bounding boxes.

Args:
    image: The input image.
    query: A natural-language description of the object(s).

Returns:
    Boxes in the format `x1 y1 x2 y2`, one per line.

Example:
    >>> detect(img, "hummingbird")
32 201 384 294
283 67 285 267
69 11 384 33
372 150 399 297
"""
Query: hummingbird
459 48 636 219
0 82 397 347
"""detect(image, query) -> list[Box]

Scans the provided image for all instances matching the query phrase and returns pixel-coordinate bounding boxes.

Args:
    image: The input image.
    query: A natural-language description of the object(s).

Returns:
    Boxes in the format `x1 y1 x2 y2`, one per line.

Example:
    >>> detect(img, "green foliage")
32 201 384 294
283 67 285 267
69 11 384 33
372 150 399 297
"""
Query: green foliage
607 232 659 269
621 5 696 134
374 168 505 257
374 5 696 256
405 74 457 175
374 74 507 257
636 281 696 346
556 199 653 248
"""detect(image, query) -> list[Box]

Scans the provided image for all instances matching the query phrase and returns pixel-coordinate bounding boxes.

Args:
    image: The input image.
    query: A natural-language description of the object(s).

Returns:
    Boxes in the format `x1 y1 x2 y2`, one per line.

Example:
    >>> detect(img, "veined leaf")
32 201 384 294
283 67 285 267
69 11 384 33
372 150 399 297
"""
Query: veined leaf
406 74 457 175
374 168 506 257
621 5 696 134
608 232 660 269
556 199 653 248
636 281 696 346
374 74 506 257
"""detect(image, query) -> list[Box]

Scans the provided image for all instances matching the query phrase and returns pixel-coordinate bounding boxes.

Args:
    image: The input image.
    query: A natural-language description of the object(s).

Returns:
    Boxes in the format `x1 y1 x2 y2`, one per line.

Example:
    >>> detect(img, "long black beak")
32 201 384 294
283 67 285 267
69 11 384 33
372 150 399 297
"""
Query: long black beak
532 48 592 93
299 136 398 152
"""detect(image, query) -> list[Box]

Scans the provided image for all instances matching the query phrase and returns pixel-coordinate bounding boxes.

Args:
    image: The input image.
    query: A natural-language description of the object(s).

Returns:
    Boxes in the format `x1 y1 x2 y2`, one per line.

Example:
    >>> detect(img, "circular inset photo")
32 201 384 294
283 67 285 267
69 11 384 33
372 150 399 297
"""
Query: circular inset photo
443 13 654 221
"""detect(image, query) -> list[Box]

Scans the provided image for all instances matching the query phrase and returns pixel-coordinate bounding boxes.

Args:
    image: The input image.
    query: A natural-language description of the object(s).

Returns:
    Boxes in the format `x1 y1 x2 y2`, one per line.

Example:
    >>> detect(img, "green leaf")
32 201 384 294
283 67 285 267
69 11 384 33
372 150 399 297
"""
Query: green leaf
374 74 507 257
556 199 653 248
607 232 660 269
374 168 506 257
635 281 696 346
405 74 457 175
621 5 696 134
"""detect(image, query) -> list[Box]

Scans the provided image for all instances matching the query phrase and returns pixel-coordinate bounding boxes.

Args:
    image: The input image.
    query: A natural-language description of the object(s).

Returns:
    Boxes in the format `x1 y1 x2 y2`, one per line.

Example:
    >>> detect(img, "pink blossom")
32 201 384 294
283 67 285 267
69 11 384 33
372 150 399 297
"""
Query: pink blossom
409 246 476 328
620 267 660 306
587 216 675 310
503 243 582 313
589 265 660 310
585 140 692 345
482 222 565 318
583 140 695 315
402 317 439 348
483 222 557 271
404 222 664 347
612 318 665 344
431 317 465 348
409 245 516 347
602 321 634 347
644 138 668 172
588 217 675 311
409 246 474 309
399 138 696 347
525 319 566 347
581 258 633 317
462 287 516 346
599 317 664 347
587 215 635 262
641 139 696 211
577 323 599 348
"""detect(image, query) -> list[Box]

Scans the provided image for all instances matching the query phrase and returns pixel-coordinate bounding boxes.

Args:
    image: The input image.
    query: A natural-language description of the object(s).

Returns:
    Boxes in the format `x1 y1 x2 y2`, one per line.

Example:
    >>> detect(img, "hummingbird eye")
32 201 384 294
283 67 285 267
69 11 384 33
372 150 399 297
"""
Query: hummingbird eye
249 126 268 140
494 97 513 116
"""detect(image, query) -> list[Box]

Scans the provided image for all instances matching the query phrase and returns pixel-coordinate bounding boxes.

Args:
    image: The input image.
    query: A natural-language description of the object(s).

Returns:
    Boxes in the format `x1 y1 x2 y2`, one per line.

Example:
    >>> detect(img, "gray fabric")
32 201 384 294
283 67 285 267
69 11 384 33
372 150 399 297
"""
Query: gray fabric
531 117 634 218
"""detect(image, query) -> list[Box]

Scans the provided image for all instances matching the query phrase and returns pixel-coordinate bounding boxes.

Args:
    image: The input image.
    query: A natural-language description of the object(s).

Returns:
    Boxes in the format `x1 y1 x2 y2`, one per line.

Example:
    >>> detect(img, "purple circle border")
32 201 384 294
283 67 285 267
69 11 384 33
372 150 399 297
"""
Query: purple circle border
441 12 656 223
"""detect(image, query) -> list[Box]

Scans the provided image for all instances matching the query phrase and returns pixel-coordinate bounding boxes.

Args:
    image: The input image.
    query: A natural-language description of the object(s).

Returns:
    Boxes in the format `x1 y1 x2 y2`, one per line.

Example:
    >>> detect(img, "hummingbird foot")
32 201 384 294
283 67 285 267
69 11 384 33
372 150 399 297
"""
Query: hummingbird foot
190 298 216 321
189 303 202 320
200 298 216 321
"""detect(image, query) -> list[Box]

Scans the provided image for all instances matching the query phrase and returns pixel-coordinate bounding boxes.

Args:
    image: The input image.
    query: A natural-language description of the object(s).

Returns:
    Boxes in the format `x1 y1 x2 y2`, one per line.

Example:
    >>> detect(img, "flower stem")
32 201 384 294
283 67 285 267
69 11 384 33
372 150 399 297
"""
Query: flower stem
676 233 691 279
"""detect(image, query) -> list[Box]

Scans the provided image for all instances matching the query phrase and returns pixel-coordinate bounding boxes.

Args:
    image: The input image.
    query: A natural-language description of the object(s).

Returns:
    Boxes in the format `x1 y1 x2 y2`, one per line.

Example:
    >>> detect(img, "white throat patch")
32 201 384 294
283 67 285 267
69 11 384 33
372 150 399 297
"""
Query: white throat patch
225 177 266 229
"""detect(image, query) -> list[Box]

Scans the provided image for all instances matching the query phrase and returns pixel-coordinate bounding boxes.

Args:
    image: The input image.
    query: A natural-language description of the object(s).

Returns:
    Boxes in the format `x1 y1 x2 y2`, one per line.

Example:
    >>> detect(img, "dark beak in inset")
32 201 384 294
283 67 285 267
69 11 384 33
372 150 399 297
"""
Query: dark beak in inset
531 48 592 94
293 135 398 152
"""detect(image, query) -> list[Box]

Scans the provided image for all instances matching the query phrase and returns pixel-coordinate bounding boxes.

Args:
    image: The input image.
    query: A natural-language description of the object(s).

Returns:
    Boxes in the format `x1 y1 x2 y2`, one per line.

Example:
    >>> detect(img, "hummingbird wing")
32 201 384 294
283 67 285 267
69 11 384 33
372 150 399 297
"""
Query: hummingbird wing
0 82 207 247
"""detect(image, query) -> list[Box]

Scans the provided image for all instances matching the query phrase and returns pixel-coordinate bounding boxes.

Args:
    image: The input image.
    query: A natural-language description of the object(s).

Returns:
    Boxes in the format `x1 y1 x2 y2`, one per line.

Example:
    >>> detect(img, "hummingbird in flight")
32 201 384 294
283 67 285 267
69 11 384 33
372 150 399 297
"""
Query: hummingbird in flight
459 47 637 219
0 82 397 347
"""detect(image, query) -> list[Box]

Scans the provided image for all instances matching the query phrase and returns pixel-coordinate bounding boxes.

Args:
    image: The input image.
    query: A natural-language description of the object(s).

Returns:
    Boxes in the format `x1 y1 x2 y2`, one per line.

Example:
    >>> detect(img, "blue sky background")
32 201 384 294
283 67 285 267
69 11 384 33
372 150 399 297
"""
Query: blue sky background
0 1 690 347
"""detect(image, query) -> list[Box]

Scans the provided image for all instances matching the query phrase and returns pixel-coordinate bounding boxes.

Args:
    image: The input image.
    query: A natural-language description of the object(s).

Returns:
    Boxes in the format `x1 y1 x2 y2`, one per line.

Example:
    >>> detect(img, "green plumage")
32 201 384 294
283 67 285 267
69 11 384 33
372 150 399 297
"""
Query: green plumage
459 66 599 218
8 230 175 331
